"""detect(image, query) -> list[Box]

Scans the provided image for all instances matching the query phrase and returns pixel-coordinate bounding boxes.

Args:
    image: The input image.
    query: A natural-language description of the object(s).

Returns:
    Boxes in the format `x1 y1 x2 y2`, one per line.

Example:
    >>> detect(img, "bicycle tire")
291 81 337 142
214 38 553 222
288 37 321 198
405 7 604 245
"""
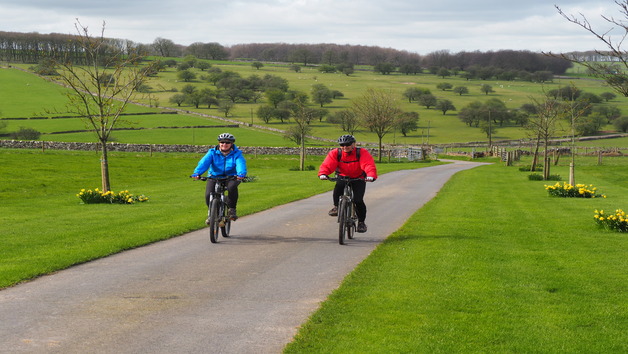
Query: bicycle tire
209 198 220 243
338 197 348 245
347 203 356 240
221 204 231 237
343 199 354 241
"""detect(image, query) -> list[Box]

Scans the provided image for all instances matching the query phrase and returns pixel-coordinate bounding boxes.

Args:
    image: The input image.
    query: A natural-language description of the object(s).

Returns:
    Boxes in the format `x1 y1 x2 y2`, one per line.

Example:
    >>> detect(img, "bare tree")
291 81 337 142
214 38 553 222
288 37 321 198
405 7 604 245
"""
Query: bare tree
52 20 155 192
395 111 420 137
328 109 360 135
553 1 628 96
285 95 314 171
564 87 592 185
152 37 179 57
526 98 565 179
351 88 402 161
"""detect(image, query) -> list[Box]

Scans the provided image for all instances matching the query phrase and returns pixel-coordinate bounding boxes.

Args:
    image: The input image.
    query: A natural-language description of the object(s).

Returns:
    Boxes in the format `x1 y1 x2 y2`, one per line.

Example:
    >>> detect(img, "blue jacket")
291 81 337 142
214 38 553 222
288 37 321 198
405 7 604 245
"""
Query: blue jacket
193 144 247 178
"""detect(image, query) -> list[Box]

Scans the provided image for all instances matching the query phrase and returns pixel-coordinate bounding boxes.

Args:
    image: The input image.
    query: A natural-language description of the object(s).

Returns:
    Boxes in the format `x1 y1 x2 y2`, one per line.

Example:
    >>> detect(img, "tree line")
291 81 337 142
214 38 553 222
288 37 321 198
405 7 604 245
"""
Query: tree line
1 30 572 75
0 31 149 65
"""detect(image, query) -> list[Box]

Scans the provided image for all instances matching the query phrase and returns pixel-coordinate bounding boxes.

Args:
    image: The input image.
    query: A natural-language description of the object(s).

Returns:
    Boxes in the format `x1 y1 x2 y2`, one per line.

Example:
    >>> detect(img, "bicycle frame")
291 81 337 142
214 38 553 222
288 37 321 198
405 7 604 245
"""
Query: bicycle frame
329 177 360 245
199 176 234 243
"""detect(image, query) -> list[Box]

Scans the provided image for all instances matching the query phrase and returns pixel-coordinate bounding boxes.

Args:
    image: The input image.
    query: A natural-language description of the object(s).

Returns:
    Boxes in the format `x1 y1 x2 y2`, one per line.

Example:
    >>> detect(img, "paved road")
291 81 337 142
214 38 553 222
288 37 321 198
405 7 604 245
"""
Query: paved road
0 160 487 354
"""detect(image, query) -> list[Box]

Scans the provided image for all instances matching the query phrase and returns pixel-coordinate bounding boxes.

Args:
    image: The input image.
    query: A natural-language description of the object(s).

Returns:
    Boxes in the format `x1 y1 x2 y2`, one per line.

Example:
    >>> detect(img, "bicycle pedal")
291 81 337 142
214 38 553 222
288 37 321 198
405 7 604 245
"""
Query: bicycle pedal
219 220 225 227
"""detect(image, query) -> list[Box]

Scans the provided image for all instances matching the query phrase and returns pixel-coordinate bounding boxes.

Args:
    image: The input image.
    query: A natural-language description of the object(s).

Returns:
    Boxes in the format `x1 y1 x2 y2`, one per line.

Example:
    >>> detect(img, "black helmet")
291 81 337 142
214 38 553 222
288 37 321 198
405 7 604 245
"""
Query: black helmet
337 134 356 145
217 133 235 142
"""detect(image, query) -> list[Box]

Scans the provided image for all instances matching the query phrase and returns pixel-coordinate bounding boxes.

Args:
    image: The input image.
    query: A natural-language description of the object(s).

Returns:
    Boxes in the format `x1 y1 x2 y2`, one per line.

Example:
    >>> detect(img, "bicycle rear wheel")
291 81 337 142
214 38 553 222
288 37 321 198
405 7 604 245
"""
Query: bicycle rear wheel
209 198 220 243
221 204 231 237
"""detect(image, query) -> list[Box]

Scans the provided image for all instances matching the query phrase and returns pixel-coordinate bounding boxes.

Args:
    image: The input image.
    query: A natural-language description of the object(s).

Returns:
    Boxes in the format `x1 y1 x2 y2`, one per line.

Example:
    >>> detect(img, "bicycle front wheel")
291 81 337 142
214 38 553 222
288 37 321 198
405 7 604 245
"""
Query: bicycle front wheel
209 198 221 243
347 203 356 240
338 198 349 245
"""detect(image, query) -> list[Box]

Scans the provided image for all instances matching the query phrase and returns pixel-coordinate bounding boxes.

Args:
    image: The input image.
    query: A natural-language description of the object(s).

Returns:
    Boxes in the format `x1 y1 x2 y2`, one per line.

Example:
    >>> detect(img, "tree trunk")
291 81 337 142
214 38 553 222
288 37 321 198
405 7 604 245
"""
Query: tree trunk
569 162 575 185
530 136 540 172
299 137 305 171
100 141 111 192
569 147 576 185
543 141 550 180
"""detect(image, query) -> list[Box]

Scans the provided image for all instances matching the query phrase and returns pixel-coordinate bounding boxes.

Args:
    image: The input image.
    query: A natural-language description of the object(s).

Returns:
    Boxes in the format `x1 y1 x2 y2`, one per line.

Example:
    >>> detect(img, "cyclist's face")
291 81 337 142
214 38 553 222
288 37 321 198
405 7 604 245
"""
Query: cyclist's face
340 142 355 152
219 141 233 152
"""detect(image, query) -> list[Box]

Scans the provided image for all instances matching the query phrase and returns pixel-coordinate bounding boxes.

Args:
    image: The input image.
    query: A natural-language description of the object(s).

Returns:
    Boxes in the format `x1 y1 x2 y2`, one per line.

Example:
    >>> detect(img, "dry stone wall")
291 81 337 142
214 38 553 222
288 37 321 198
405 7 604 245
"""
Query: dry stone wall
0 140 332 156
0 140 431 159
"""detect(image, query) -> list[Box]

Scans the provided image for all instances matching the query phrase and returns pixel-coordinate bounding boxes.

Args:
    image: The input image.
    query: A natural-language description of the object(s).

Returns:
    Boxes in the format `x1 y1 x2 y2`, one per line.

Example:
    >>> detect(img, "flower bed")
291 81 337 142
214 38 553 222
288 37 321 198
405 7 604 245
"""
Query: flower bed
77 188 149 204
594 209 627 232
545 182 606 198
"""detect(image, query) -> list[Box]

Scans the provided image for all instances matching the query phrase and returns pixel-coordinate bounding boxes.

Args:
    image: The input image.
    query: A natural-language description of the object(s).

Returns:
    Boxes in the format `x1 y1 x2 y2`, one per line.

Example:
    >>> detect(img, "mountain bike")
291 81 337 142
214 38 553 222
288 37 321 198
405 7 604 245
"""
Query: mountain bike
197 176 235 243
329 177 361 245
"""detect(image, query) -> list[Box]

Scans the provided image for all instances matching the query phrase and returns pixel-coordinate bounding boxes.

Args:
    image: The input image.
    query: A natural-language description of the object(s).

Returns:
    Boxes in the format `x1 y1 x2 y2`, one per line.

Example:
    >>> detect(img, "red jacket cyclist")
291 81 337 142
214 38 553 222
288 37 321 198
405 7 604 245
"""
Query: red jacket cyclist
318 135 378 233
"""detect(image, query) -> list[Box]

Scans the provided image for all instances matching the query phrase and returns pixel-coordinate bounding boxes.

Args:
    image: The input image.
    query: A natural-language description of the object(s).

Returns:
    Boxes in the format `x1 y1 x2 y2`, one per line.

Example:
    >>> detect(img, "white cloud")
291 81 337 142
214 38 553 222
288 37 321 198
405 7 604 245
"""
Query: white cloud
0 0 622 54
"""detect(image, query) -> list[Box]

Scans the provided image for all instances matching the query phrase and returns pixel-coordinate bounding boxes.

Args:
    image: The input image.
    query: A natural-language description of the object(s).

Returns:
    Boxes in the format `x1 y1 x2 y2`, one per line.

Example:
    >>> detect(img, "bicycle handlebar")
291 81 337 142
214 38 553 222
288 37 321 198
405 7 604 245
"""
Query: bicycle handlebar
198 176 235 182
328 176 365 182
191 176 251 182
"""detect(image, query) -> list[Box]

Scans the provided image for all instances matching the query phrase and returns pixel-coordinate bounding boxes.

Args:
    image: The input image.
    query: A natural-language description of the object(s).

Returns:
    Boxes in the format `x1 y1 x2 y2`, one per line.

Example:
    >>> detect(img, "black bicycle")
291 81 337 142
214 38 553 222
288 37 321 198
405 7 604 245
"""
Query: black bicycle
329 177 361 245
197 176 235 243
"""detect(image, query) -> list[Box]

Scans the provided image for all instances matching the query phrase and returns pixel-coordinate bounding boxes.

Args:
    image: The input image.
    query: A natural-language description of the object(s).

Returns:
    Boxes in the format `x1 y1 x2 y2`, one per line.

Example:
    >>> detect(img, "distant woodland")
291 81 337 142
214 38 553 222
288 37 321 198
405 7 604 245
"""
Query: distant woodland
1 30 575 74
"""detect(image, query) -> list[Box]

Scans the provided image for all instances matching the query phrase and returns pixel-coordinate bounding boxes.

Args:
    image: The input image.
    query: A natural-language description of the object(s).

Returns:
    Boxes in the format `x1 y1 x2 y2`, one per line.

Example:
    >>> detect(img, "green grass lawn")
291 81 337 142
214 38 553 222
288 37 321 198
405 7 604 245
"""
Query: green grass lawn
284 155 627 353
0 148 442 289
0 67 69 117
576 136 628 148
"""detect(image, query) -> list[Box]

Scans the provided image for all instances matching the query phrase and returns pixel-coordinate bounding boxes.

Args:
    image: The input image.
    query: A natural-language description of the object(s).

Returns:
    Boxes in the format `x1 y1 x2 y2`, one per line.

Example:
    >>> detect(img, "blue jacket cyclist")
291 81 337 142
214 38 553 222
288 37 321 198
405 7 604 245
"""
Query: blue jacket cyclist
191 133 247 221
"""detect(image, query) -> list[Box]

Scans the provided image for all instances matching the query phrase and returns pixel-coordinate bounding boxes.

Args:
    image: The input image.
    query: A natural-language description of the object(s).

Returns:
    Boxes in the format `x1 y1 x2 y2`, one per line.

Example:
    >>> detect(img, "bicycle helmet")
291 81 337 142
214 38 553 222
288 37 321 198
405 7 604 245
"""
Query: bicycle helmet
337 134 356 145
217 132 235 142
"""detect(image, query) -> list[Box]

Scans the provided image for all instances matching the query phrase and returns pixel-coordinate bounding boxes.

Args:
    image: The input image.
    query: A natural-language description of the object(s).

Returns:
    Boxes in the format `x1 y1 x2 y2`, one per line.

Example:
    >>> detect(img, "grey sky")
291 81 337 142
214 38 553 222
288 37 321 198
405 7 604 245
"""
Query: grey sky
0 0 622 54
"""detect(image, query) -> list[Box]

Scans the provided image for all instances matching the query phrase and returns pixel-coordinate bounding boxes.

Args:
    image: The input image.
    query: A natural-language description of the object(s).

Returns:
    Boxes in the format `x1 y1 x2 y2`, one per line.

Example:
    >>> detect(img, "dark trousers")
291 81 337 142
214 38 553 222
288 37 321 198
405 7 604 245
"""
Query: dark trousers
333 179 367 222
205 179 241 209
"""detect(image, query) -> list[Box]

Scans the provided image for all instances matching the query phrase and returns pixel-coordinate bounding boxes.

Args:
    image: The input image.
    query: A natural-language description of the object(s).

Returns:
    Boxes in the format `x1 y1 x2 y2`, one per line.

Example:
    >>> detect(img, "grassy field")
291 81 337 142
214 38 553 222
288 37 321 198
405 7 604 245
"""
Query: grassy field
105 60 628 145
0 148 442 289
285 155 627 353
3 61 627 147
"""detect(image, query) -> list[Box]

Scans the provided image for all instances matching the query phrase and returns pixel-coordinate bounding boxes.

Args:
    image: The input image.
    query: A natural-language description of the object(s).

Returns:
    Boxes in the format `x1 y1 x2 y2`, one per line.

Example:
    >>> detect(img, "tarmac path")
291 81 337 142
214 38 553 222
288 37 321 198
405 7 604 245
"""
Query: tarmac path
0 160 487 353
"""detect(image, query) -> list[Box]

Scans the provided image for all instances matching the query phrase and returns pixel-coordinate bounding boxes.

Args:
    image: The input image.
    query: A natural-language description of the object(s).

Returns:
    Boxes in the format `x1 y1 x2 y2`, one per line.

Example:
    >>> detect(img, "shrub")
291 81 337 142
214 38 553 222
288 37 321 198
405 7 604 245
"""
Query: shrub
11 127 41 140
519 165 542 172
136 84 152 93
594 209 627 232
545 182 605 198
529 173 560 181
289 165 315 171
77 188 149 204
612 116 628 133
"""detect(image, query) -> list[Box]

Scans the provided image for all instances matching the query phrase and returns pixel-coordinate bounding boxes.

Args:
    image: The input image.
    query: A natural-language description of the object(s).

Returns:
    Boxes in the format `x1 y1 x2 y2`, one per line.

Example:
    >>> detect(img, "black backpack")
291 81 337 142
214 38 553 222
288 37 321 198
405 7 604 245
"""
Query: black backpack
337 147 360 163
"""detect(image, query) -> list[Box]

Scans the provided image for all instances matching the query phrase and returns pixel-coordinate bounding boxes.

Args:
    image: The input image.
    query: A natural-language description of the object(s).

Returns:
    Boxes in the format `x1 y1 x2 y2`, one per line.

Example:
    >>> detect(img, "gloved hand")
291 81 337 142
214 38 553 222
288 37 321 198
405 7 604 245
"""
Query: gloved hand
365 176 375 182
190 173 201 179
319 174 328 180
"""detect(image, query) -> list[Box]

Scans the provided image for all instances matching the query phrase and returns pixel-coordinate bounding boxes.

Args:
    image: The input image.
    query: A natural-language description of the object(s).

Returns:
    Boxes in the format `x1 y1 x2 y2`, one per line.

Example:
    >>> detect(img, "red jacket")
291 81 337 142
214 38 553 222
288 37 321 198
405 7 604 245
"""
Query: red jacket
318 147 378 179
